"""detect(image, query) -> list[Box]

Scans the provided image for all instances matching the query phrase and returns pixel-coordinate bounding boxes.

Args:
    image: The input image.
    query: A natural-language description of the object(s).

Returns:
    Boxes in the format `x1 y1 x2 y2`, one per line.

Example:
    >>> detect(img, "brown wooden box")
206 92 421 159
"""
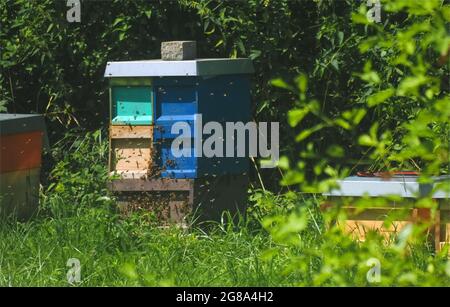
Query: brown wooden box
322 197 450 252
109 125 153 178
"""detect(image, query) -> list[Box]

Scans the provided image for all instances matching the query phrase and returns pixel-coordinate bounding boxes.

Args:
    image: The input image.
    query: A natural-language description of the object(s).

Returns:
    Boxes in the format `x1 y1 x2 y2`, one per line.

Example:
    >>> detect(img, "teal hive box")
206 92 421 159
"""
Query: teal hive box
111 86 153 125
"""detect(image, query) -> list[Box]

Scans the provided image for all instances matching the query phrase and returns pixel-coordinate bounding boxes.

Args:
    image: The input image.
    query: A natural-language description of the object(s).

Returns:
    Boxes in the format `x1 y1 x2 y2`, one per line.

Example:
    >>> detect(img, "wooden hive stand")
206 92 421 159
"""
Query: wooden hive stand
107 174 249 224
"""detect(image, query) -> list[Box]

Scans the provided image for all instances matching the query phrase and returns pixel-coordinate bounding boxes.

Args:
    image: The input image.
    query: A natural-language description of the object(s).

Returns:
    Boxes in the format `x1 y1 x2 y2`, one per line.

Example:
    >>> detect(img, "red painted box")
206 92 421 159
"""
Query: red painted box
0 114 48 219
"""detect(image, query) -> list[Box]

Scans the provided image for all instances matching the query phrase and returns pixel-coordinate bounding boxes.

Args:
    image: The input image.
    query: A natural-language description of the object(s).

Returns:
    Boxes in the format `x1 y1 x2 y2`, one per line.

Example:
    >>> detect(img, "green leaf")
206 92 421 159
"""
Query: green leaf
270 78 292 90
326 145 345 158
367 88 395 107
205 27 215 35
445 261 450 277
260 248 278 261
352 108 367 125
120 263 138 280
334 118 351 130
358 134 377 147
361 71 381 84
397 75 428 96
331 59 339 70
351 12 369 25
249 49 261 60
277 156 290 169
236 40 246 54
0 100 7 113
230 48 237 59
295 124 324 142
443 5 450 22
338 31 344 45
288 108 309 127
46 23 54 33
113 17 124 27
295 74 308 93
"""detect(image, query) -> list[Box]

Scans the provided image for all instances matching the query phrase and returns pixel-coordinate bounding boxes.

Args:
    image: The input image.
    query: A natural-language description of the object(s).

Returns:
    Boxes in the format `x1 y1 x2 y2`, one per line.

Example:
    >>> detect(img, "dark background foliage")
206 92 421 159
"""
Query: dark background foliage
0 0 449 287
1 0 448 189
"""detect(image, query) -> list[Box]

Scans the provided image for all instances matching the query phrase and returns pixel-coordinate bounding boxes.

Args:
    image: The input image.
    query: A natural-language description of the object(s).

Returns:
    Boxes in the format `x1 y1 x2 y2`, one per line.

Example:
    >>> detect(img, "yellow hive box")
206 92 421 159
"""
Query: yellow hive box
109 125 154 179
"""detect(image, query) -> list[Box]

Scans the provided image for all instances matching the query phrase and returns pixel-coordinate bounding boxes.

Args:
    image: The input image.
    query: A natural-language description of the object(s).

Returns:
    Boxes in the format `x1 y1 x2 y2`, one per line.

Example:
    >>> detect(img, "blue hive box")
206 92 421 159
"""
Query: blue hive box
105 58 254 179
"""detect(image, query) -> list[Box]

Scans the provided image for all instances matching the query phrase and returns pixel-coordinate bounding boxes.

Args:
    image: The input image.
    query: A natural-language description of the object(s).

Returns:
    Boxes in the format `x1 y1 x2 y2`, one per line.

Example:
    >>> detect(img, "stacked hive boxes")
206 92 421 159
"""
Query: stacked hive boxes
0 114 48 219
108 77 154 179
105 46 254 222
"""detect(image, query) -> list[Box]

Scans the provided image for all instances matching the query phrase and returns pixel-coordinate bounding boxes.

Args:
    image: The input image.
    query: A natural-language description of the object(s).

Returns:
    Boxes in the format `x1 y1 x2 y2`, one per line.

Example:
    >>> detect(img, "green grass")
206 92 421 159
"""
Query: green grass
0 201 298 286
0 130 296 287
1 130 448 287
1 192 449 286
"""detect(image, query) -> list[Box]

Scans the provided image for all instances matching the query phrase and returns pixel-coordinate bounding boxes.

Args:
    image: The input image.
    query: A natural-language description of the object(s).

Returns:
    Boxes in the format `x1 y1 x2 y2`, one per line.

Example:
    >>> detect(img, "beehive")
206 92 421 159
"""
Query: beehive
105 59 254 179
323 176 450 252
0 114 48 219
104 49 254 223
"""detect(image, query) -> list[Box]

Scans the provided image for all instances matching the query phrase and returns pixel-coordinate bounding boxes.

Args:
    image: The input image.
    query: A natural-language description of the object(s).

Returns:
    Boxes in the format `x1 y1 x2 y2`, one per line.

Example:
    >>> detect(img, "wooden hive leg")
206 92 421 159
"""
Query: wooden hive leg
434 208 441 252
168 180 194 225
412 205 441 252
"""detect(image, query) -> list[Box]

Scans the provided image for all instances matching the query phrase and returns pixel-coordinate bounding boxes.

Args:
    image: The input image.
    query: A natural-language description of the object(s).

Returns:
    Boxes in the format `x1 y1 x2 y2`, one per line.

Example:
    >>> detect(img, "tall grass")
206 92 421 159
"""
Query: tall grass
0 202 299 286
0 130 297 286
0 130 448 286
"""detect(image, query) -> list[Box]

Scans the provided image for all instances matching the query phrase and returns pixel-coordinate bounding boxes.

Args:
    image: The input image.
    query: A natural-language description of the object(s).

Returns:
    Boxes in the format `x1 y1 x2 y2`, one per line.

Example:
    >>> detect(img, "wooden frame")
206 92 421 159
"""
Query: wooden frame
322 197 450 252
108 178 193 192
110 125 153 139
108 125 154 176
